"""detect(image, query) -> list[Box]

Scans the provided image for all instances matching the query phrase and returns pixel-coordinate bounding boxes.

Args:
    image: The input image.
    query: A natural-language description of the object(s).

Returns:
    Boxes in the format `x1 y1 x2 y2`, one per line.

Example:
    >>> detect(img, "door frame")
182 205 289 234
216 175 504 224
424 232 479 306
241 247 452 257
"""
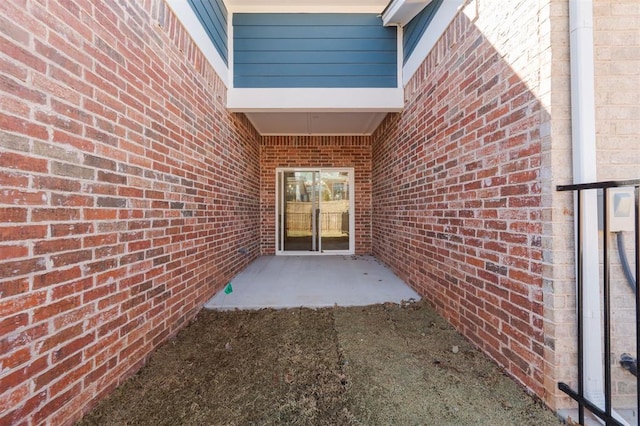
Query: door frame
275 167 355 255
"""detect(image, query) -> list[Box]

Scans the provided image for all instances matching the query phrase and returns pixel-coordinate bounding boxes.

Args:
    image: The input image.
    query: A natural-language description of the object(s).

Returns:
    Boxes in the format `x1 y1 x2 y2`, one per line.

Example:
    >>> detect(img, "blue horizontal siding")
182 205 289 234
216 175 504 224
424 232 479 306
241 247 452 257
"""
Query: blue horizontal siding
403 0 443 63
234 25 395 39
233 13 384 27
234 76 395 88
188 0 228 64
236 63 394 77
235 50 396 65
234 38 397 52
233 13 398 88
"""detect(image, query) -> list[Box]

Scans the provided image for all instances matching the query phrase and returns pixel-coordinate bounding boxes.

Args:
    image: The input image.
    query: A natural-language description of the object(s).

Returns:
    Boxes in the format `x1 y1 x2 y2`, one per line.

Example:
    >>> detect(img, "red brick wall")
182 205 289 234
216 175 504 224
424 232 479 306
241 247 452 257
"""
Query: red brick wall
0 1 260 424
260 136 372 255
372 11 547 397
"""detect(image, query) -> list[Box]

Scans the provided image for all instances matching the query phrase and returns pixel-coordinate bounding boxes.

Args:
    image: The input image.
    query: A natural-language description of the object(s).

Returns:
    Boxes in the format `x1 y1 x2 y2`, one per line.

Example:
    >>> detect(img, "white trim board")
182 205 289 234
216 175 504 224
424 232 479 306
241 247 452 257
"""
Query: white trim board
165 0 229 87
402 0 463 86
227 88 404 112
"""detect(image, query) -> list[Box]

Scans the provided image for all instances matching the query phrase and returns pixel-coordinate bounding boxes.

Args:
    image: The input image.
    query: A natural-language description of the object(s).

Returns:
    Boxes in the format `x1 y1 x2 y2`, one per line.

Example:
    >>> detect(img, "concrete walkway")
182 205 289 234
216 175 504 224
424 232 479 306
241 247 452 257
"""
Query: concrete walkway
204 255 421 310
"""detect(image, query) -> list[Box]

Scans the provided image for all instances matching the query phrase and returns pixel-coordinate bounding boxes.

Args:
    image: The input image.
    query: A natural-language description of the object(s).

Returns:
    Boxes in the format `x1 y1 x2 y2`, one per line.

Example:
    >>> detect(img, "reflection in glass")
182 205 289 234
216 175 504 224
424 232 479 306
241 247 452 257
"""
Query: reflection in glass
318 172 349 251
278 170 350 252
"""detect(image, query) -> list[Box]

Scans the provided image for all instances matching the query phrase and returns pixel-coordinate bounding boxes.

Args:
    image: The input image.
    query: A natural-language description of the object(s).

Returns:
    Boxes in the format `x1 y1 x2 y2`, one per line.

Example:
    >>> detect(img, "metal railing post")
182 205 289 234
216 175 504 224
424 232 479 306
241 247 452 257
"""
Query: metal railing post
557 179 640 426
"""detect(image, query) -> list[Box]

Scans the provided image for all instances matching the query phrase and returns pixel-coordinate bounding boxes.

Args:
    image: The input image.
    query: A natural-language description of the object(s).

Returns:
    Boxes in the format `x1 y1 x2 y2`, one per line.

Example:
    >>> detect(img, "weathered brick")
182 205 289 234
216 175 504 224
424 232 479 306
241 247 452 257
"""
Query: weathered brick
35 39 82 76
0 390 48 426
35 110 83 135
0 151 48 173
50 222 93 237
0 14 30 45
38 323 84 355
33 295 81 322
85 126 119 146
0 169 29 188
0 33 46 73
33 140 82 163
32 207 81 222
0 54 28 83
98 170 127 184
0 132 29 153
0 278 29 299
50 249 92 267
84 208 118 220
0 207 27 222
0 244 28 261
0 189 48 205
33 238 82 255
51 277 93 302
0 312 29 336
0 383 29 421
84 154 117 171
96 196 127 208
33 175 82 192
52 129 95 152
0 257 46 279
33 382 82 425
51 161 95 179
0 356 48 402
50 192 94 207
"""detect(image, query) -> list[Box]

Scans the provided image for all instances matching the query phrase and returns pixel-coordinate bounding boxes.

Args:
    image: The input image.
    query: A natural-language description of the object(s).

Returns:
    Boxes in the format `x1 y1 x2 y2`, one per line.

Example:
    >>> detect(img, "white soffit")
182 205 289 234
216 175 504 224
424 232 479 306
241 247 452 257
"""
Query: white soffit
228 88 402 135
245 112 389 135
227 88 404 112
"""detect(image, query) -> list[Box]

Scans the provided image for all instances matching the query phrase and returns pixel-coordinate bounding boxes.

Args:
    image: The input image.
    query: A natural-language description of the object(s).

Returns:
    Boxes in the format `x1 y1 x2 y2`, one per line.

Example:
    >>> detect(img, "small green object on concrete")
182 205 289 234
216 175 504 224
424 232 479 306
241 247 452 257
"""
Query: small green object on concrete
224 282 233 294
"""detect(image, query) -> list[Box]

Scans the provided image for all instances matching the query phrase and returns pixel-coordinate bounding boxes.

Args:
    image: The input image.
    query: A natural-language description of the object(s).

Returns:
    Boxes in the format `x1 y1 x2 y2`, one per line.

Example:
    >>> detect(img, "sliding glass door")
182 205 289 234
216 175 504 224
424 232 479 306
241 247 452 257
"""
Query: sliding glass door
276 168 354 254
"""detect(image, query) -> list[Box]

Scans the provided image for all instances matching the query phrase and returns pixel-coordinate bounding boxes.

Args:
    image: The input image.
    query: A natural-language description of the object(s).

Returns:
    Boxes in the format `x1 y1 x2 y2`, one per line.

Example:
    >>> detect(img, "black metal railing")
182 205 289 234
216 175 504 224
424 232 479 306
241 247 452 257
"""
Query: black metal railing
557 179 640 425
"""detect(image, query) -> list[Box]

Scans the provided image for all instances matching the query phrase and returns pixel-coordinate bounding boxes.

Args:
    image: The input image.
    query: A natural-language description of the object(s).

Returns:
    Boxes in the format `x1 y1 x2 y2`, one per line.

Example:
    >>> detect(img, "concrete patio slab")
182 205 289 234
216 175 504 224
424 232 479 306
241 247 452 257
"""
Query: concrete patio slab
204 255 421 310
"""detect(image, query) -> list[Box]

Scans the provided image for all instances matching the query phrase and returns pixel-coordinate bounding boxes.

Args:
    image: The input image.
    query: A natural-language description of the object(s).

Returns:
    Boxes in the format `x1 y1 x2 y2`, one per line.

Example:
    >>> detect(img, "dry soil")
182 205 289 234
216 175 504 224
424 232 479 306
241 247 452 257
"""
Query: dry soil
79 301 563 425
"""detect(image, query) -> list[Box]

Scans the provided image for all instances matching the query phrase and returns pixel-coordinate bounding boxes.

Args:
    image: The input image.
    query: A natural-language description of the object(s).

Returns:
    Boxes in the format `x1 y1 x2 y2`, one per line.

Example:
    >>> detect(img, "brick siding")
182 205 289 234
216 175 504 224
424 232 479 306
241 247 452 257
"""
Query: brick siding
2 0 638 422
372 4 549 399
593 0 640 408
0 1 260 424
260 136 372 255
595 1 640 181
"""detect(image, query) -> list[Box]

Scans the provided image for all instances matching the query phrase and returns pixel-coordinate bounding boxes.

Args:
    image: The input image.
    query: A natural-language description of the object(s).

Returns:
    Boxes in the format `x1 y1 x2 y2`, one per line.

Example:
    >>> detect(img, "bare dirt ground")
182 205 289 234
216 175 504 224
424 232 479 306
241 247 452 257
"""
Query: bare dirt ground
79 301 563 425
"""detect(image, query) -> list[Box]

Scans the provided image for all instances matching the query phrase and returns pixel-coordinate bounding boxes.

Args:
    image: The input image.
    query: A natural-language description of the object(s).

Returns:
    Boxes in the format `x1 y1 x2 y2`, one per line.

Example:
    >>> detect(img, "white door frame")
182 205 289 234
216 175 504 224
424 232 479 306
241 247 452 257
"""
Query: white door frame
275 167 355 255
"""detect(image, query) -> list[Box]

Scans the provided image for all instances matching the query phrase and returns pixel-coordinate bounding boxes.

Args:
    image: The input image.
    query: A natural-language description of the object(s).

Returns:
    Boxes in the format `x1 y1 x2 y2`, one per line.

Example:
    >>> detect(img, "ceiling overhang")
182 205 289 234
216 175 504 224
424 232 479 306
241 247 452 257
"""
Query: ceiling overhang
228 87 403 135
244 112 391 136
227 88 404 112
170 0 459 134
173 0 435 135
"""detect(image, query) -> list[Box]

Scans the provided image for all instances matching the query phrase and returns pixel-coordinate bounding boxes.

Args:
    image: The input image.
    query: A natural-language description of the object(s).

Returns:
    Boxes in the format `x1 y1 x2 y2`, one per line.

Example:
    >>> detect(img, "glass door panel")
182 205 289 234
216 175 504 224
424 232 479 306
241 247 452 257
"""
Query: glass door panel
282 171 317 252
318 171 350 251
277 168 353 254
